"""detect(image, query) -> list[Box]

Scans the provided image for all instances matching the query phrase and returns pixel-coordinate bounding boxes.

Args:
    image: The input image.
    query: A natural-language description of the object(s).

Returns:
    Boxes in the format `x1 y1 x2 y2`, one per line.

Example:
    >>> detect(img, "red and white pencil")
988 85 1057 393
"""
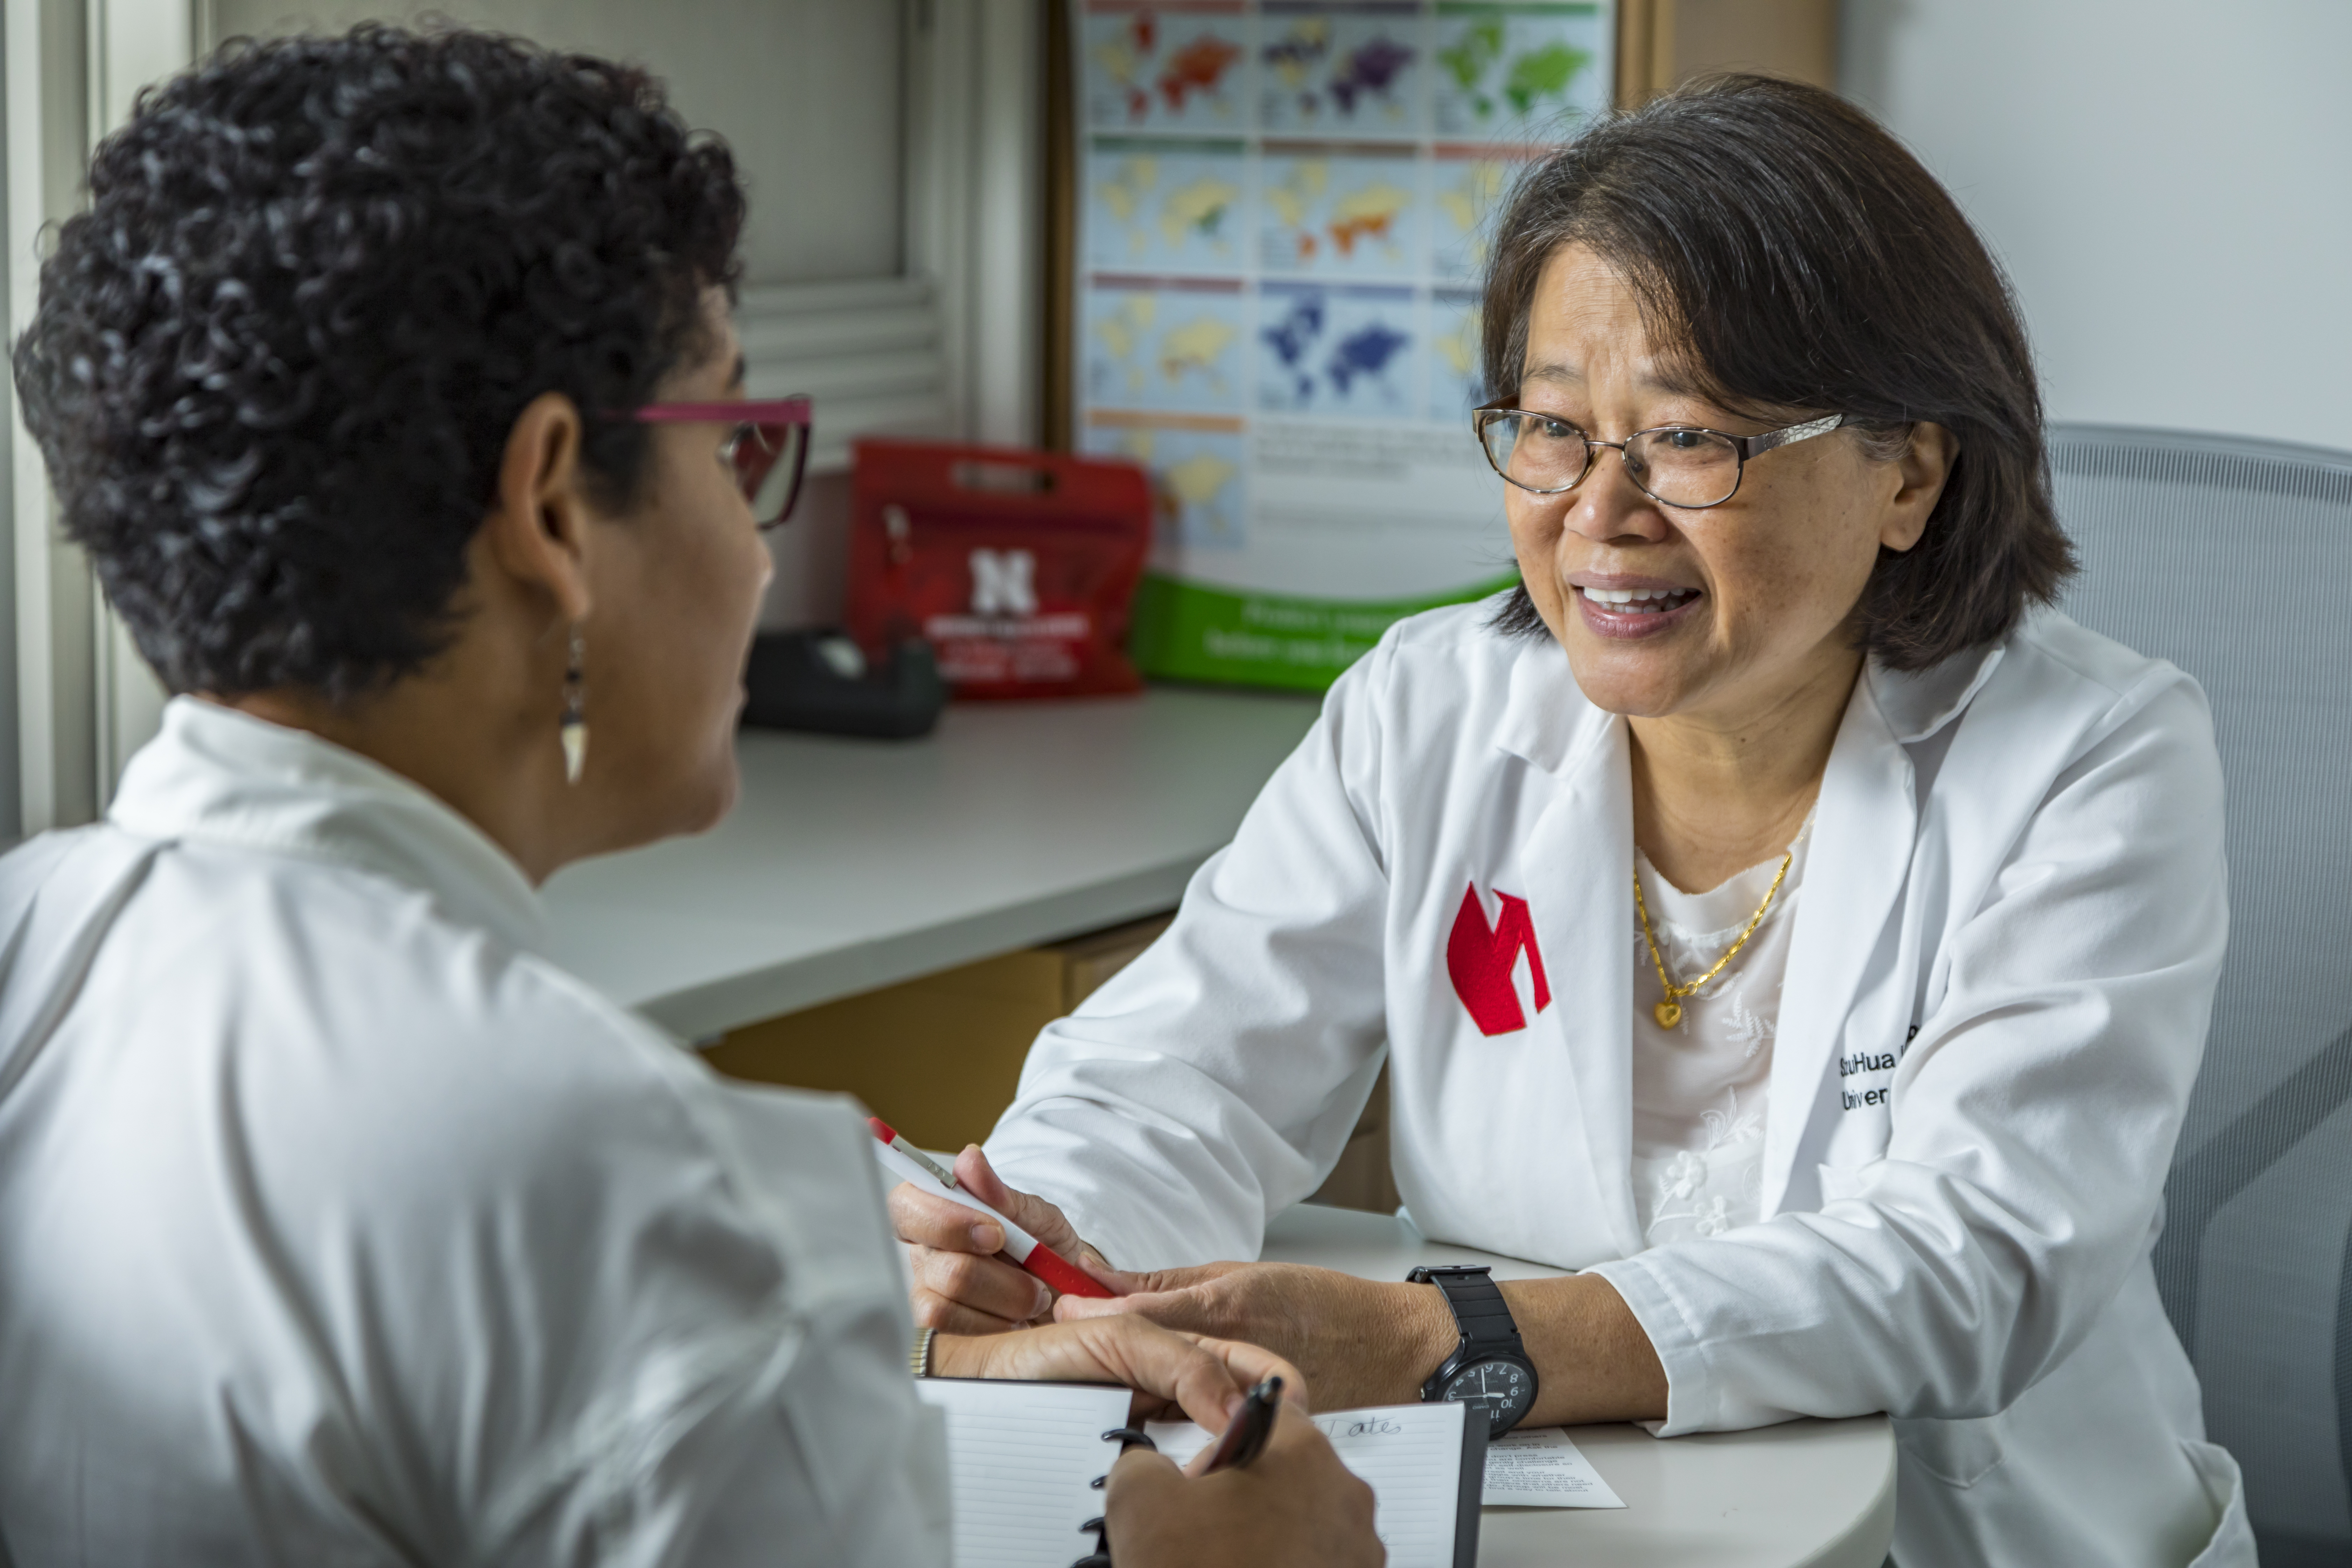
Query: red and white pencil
870 1117 960 1188
866 1116 1113 1300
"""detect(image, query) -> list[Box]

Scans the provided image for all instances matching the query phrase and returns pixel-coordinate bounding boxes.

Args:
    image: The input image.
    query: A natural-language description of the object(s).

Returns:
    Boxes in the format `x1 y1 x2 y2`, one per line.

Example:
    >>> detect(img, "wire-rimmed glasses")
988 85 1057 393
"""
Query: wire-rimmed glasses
610 396 813 529
1472 403 1845 510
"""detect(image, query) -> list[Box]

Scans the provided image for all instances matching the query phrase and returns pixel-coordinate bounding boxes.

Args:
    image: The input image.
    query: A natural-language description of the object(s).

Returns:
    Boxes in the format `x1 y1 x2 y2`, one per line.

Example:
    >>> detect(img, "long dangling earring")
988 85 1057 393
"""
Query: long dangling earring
559 626 588 785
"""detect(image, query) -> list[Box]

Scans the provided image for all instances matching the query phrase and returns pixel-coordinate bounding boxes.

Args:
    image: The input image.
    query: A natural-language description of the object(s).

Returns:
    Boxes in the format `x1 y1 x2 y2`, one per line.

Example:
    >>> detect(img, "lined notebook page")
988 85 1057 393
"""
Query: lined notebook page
912 1380 1132 1568
1146 1401 1468 1568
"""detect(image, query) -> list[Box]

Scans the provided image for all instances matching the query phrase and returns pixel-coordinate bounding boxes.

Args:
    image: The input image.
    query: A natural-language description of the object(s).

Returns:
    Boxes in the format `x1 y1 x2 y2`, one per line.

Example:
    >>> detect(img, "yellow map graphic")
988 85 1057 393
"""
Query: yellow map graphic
1435 302 1482 383
1097 158 1156 228
1437 160 1514 275
1164 450 1239 510
1159 317 1237 384
1329 182 1412 256
1267 161 1411 264
1117 432 1240 544
1094 296 1237 396
1263 161 1329 230
1161 177 1240 248
1263 18 1330 91
1097 157 1240 258
1093 30 1146 97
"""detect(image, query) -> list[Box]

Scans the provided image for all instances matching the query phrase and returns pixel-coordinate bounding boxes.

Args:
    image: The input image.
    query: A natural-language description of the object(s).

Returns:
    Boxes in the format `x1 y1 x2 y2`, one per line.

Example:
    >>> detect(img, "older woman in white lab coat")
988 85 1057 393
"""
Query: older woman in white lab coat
0 29 1378 1568
897 77 2255 1567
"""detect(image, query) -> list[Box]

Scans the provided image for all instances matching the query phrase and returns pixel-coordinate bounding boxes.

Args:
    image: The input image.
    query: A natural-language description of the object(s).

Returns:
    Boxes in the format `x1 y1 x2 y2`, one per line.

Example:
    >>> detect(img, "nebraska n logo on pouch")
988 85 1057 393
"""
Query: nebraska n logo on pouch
968 548 1039 617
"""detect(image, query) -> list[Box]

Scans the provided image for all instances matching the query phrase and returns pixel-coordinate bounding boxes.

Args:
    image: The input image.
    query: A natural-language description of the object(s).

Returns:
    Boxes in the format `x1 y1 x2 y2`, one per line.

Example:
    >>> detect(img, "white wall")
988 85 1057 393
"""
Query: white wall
2 2 1038 823
214 0 904 288
1841 0 2352 454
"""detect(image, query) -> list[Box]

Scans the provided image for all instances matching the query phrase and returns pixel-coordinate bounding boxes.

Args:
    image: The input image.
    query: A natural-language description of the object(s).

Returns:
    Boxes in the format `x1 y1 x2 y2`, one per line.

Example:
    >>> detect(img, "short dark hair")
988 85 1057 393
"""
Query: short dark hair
1483 73 2072 669
13 25 746 700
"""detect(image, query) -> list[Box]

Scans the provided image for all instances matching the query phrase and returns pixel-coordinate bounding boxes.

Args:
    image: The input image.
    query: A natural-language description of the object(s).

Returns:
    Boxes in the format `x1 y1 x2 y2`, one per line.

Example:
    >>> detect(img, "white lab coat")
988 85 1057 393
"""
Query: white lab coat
0 700 949 1566
988 596 2256 1567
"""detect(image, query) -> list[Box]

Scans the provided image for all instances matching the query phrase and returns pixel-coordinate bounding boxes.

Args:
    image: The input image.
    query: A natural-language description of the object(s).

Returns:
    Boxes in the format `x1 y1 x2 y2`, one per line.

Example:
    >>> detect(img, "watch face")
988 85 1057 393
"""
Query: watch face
1440 1358 1533 1429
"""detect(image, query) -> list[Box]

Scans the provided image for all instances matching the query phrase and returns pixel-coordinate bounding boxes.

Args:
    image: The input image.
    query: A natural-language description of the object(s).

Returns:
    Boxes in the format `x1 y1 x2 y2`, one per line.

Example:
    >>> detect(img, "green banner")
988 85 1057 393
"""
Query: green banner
1129 571 1521 692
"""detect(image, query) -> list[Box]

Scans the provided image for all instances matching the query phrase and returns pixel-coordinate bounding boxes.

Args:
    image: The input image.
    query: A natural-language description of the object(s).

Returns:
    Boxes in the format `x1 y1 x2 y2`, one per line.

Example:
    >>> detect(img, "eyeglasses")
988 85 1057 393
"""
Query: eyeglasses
1472 404 1844 510
609 396 813 529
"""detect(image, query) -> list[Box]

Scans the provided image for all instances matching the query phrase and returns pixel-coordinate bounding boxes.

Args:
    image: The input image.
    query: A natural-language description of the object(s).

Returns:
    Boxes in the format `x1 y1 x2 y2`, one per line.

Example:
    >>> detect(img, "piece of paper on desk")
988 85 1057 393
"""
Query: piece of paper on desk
1481 1427 1626 1508
1147 1401 1472 1568
913 1379 1132 1568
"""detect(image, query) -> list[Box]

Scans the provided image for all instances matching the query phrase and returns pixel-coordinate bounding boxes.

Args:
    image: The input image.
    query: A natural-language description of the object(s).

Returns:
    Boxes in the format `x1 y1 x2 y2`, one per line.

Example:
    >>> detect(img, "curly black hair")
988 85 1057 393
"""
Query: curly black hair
12 25 746 699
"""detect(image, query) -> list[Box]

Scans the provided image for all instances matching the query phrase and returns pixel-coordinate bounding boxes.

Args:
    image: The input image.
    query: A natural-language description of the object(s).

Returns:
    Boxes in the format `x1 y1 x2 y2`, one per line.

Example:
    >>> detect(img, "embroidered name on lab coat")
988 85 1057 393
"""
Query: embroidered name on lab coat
1446 883 1551 1036
1838 1050 1898 1110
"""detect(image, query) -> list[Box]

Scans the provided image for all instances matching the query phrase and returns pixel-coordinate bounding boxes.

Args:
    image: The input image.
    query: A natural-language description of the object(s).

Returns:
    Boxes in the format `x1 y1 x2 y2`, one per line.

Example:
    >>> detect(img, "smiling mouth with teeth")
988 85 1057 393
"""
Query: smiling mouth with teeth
1582 586 1700 614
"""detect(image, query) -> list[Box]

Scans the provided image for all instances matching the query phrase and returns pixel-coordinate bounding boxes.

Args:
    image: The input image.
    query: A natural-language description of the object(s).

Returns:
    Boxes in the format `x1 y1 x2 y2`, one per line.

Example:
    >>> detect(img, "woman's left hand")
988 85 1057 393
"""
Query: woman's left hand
932 1314 1312 1429
1048 1261 1456 1412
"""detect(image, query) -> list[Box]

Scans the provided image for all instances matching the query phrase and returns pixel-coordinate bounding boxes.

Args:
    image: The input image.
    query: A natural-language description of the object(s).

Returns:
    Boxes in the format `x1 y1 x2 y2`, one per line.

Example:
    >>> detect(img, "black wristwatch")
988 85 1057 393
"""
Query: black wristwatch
1408 1265 1539 1437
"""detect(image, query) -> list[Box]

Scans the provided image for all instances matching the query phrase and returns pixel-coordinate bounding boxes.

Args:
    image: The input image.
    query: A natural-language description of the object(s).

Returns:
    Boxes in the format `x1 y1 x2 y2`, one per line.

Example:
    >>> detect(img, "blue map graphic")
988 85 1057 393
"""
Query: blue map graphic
1261 293 1326 401
1259 286 1414 414
1330 320 1410 392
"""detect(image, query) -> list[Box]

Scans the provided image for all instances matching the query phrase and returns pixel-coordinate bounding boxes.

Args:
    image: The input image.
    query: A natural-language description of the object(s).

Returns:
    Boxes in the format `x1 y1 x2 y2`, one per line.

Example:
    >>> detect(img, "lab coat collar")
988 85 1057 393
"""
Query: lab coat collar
1865 639 2006 745
1759 670 1918 1213
1513 710 1646 1259
1492 631 1612 777
108 698 547 955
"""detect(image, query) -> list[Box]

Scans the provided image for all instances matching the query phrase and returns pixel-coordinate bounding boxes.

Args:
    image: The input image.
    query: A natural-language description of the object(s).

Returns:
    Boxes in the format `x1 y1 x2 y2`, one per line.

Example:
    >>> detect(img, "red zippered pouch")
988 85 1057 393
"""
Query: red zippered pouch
847 440 1152 700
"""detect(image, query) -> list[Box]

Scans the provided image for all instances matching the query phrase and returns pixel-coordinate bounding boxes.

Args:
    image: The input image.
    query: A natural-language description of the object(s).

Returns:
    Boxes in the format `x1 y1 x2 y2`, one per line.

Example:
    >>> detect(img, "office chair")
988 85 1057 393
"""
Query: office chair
2049 424 2352 1566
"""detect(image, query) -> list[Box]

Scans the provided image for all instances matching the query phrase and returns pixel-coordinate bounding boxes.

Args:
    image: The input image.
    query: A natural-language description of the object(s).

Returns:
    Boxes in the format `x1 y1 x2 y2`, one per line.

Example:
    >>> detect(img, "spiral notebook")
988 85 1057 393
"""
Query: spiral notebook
912 1378 1486 1568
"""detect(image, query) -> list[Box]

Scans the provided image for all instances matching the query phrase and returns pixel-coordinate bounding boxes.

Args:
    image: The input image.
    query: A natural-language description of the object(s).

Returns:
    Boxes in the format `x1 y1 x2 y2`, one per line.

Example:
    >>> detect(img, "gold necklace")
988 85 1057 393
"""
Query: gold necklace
1633 849 1794 1029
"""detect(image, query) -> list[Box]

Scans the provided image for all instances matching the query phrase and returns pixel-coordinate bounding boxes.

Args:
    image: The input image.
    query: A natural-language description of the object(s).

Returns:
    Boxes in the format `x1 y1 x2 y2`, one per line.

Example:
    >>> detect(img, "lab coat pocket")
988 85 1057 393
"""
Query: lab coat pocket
1891 1411 2009 1489
2182 1439 2257 1567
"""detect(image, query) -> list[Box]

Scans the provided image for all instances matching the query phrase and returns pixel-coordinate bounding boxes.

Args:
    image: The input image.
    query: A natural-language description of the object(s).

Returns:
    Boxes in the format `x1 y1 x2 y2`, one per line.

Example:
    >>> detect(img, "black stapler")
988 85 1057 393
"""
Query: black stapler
741 629 948 740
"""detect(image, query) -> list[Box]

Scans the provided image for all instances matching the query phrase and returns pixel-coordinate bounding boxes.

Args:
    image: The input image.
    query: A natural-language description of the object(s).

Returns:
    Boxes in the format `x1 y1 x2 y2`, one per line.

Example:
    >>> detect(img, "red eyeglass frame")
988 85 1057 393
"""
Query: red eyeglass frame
611 397 813 530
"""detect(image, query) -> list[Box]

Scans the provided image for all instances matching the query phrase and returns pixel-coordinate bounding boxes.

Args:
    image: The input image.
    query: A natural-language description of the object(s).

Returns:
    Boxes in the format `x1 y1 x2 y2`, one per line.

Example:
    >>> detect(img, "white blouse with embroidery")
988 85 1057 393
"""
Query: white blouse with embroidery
1628 819 1813 1250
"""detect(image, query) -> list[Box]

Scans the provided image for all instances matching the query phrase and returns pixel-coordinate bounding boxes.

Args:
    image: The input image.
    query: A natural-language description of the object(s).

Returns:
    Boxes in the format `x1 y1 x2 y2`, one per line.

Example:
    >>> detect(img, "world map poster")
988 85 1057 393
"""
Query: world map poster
1073 0 1614 690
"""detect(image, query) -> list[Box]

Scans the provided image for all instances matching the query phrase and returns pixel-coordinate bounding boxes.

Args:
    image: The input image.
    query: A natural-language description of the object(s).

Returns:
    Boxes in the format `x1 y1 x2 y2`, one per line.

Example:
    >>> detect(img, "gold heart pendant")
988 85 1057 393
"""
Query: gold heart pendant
1654 1000 1683 1029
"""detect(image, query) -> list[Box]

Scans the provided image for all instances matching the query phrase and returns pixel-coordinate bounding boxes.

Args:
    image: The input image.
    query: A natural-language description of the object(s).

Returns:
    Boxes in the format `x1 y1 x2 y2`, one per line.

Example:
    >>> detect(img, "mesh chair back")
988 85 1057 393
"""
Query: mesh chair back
2049 424 2352 1565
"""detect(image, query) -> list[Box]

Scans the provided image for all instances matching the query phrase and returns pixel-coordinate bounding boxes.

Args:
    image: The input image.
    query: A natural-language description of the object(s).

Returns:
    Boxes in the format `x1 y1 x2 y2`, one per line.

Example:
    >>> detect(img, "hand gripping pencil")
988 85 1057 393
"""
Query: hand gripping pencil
866 1118 1114 1300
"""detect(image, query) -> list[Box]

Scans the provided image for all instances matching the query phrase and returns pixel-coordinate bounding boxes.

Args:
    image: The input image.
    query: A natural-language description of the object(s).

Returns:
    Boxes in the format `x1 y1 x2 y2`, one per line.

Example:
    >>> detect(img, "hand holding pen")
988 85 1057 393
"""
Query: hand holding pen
884 1133 1126 1329
1197 1375 1284 1475
1099 1384 1382 1568
869 1120 1113 1302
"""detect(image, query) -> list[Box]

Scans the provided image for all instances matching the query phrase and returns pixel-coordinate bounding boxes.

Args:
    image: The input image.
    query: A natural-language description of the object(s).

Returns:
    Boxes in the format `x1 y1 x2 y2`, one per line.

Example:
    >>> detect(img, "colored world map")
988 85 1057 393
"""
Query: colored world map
1071 3 1590 689
1088 426 1246 550
1433 7 1605 136
1090 151 1246 272
1086 10 1248 130
1087 291 1245 413
1261 16 1419 129
1260 289 1414 413
1260 156 1420 277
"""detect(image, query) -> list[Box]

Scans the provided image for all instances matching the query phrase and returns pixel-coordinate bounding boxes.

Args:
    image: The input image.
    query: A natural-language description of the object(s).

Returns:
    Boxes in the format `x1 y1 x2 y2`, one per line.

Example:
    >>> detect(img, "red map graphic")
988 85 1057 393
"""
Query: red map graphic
1104 14 1242 122
1158 36 1241 112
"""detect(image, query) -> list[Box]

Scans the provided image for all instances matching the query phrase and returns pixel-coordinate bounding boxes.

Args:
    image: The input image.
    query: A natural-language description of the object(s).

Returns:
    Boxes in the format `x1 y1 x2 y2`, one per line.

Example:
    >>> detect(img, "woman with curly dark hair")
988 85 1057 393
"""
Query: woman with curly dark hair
0 27 1378 1566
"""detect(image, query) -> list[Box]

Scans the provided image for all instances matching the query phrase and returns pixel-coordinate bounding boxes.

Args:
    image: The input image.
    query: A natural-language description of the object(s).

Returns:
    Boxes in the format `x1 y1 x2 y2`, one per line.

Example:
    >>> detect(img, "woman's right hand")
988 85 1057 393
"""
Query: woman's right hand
1106 1402 1385 1568
887 1143 1127 1332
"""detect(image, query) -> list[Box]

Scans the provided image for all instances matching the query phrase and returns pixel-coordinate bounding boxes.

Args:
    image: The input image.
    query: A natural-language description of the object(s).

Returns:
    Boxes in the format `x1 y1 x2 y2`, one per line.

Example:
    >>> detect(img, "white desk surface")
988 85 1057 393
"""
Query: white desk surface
1264 1204 1898 1568
541 687 1320 1039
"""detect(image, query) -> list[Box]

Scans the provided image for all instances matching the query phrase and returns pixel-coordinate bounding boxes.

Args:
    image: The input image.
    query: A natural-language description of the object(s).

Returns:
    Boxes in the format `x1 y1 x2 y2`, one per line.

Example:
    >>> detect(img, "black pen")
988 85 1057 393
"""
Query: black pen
1200 1376 1283 1474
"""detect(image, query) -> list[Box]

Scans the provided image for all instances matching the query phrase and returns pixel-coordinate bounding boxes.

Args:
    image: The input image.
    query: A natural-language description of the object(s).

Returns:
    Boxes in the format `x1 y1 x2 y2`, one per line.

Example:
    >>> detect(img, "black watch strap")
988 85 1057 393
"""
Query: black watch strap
1408 1265 1527 1355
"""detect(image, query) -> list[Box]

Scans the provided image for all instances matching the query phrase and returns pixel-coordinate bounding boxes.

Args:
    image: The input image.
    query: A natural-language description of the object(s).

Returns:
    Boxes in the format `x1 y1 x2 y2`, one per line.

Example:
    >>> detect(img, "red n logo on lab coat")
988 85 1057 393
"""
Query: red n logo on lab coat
1447 883 1552 1036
